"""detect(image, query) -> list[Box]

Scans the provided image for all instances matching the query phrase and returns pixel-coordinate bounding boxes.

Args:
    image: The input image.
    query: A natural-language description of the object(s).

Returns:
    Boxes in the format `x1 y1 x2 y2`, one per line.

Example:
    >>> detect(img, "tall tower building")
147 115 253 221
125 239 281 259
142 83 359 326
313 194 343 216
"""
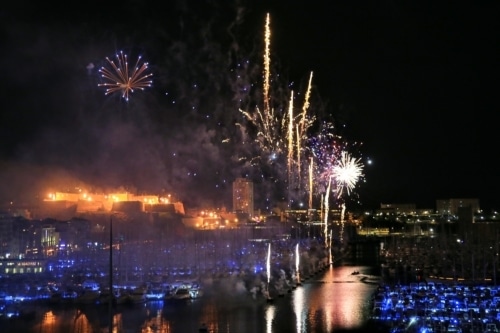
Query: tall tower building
232 178 254 216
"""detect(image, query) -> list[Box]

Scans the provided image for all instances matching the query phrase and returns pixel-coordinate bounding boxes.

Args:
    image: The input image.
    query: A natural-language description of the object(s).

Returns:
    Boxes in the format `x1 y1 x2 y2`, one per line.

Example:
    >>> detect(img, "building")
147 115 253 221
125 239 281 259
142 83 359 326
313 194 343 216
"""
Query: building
378 203 417 215
232 178 254 217
41 225 59 257
0 213 14 256
436 198 480 215
0 258 45 274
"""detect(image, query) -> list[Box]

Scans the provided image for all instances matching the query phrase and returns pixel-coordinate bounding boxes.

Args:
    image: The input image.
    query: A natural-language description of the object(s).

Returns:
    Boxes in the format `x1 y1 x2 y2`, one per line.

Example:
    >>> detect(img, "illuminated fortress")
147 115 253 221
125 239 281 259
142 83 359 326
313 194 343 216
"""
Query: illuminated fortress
39 189 185 219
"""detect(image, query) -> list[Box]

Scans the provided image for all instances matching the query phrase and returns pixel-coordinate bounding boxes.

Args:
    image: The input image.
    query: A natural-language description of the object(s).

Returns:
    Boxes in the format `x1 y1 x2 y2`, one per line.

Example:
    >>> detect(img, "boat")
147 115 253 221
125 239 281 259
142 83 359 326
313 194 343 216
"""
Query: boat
165 281 203 301
188 282 203 299
97 288 114 305
75 289 100 305
485 323 499 333
75 279 101 305
0 303 36 322
113 289 130 306
172 288 191 300
145 287 165 300
49 290 78 305
98 288 130 306
81 280 100 291
127 286 147 304
163 281 203 301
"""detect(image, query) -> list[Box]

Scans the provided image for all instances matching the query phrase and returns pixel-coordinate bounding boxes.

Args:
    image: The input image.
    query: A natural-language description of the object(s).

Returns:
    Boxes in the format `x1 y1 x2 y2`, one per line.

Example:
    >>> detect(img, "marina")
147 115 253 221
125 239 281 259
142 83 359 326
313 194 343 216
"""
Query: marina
369 281 500 332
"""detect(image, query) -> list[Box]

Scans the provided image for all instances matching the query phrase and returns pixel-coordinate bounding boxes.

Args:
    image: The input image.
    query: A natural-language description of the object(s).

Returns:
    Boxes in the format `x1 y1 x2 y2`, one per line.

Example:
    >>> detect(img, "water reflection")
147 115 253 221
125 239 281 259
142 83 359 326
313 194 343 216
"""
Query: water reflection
265 305 276 333
293 287 306 333
292 265 378 332
40 310 56 331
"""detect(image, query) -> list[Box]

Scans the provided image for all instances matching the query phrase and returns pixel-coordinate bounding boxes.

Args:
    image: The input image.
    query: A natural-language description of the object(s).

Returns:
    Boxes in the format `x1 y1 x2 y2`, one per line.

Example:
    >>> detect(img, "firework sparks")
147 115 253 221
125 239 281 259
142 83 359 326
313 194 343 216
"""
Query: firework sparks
299 72 313 135
332 151 364 198
239 13 279 154
329 229 333 264
266 243 271 285
308 125 363 250
263 13 271 118
295 243 301 284
307 121 342 197
323 175 332 248
339 202 346 243
308 157 314 210
239 13 315 166
287 91 294 179
296 71 314 177
98 51 153 101
266 242 272 299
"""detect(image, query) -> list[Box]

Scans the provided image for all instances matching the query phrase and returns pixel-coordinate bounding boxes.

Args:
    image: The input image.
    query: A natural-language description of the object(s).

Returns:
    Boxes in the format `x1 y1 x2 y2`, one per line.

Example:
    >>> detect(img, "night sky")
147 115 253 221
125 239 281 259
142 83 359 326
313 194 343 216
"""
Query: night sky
0 1 498 211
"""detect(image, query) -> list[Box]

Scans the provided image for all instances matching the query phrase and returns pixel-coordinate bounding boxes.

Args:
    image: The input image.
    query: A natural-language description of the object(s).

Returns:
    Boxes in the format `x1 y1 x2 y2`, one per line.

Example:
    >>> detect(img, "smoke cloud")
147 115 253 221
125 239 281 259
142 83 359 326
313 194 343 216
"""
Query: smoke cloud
0 2 328 211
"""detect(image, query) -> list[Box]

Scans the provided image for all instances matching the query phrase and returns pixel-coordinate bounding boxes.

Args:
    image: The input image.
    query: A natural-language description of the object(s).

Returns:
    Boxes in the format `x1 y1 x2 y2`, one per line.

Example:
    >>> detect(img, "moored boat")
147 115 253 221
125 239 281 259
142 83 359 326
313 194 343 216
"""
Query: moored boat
145 287 165 300
97 288 113 305
171 288 191 300
127 286 147 304
165 280 203 301
75 289 100 305
49 290 78 305
113 289 130 306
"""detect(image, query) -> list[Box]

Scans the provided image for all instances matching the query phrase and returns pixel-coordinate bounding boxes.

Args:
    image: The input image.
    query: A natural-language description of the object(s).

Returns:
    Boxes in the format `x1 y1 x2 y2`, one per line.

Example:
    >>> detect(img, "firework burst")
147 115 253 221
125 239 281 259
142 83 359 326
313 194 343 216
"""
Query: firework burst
306 121 365 208
307 121 343 195
98 51 153 101
332 150 364 198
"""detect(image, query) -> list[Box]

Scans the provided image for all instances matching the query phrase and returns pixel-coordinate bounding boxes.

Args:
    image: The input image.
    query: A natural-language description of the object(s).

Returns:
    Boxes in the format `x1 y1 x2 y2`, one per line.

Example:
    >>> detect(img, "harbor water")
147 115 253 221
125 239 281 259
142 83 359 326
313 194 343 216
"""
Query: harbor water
1 263 382 333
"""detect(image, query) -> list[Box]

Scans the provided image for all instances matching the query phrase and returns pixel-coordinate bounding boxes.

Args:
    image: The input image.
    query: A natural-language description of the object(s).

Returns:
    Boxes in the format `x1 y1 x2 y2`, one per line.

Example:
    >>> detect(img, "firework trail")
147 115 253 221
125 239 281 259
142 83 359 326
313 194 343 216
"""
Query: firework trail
263 13 271 119
320 193 324 225
299 72 314 134
98 51 153 101
287 91 294 181
323 176 332 248
295 243 301 284
296 72 314 177
339 202 346 243
329 229 333 264
308 157 314 211
266 243 271 284
239 13 277 153
238 14 278 155
266 243 271 297
239 13 282 155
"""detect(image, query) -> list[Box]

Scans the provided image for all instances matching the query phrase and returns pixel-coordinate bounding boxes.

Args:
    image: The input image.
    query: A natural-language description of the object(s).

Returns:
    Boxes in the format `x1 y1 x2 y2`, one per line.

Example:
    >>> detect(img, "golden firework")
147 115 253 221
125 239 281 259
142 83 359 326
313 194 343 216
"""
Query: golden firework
98 51 153 101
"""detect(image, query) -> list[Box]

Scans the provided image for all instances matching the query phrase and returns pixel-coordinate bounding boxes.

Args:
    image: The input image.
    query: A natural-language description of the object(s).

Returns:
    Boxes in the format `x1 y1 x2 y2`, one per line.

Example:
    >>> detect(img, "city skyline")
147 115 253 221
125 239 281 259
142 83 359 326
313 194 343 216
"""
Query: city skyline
2 183 492 217
0 2 498 212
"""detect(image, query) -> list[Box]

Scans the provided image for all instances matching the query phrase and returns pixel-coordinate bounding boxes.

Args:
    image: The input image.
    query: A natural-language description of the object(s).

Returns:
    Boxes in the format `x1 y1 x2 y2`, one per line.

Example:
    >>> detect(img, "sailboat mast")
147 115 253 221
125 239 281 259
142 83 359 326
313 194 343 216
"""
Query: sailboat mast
109 216 113 333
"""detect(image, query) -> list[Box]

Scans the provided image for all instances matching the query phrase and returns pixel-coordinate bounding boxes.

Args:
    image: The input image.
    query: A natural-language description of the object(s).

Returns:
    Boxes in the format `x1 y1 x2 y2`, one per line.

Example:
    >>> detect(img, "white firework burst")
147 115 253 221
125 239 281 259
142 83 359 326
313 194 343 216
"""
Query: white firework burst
332 151 364 198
